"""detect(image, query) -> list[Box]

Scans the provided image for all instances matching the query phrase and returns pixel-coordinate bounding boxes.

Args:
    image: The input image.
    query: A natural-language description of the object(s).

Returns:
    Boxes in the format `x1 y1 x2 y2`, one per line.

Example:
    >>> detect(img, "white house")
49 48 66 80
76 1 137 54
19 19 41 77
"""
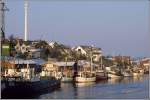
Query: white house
49 42 56 48
20 43 30 54
15 41 30 54
74 46 87 55
73 45 102 62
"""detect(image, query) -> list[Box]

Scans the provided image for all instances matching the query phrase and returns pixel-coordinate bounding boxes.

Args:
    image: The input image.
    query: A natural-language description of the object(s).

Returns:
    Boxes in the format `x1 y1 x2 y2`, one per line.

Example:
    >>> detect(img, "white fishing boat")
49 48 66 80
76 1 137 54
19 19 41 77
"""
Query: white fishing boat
122 72 132 77
75 71 96 83
122 70 132 77
139 69 144 75
74 46 96 83
132 68 141 77
132 72 140 77
108 68 123 78
107 73 122 78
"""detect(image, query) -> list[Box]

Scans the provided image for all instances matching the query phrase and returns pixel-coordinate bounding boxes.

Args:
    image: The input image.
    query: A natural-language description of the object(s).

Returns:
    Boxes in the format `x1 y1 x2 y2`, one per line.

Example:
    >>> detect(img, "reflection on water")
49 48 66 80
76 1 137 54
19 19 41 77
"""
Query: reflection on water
107 77 123 84
39 74 149 99
75 82 95 87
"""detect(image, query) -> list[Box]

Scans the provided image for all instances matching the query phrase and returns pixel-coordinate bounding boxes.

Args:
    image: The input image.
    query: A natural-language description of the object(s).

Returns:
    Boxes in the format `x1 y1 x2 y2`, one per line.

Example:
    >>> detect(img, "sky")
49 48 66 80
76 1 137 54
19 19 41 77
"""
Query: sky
4 0 149 57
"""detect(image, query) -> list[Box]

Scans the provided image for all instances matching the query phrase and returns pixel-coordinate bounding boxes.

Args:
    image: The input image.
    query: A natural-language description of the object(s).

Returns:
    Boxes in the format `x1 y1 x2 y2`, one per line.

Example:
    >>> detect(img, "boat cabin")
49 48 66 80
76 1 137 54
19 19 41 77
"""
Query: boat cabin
1 59 44 82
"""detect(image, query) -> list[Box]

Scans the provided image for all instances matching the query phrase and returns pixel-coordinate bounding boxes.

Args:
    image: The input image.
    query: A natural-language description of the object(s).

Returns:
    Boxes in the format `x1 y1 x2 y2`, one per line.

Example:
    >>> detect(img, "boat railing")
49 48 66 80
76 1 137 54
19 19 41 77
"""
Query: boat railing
2 75 23 82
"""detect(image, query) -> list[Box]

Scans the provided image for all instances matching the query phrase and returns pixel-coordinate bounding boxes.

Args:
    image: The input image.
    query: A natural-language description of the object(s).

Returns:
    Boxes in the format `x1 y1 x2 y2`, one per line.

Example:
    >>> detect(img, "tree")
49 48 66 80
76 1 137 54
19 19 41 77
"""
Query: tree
9 34 17 57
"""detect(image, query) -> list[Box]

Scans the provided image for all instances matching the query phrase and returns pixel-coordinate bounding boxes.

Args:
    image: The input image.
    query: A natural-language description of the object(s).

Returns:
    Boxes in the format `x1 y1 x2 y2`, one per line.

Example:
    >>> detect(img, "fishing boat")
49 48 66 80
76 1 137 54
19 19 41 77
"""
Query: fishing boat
122 71 132 77
61 70 73 82
122 70 132 77
120 56 132 77
96 70 108 81
96 57 108 81
107 73 122 78
75 71 96 83
75 49 96 83
132 72 140 77
132 67 141 77
1 59 61 98
139 69 144 75
107 69 123 78
132 72 139 76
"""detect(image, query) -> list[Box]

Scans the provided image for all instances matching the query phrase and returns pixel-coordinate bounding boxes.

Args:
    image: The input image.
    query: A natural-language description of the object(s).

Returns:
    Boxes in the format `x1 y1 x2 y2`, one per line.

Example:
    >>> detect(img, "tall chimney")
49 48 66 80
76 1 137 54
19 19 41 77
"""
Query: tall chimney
24 0 28 41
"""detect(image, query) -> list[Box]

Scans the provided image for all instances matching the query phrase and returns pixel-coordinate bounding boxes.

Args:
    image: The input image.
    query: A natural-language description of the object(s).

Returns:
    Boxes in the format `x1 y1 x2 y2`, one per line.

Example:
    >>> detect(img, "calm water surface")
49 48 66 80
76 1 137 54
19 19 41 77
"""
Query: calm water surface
38 74 149 99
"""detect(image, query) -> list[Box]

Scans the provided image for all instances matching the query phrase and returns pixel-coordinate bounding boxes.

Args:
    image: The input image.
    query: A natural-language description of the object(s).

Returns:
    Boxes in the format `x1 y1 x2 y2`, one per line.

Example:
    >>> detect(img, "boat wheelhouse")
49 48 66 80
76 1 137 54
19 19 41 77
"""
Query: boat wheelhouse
1 58 61 98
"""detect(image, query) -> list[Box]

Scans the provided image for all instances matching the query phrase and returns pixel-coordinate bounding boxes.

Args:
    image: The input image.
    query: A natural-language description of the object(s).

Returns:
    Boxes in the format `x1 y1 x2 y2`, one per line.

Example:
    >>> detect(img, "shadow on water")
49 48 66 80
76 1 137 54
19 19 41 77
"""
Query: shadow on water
2 88 63 99
1 86 61 99
4 74 148 99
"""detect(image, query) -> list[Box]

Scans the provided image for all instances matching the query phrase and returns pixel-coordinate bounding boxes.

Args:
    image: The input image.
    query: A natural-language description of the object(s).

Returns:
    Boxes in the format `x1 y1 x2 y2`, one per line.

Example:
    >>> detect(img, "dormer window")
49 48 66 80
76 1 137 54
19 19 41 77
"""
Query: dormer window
78 49 81 52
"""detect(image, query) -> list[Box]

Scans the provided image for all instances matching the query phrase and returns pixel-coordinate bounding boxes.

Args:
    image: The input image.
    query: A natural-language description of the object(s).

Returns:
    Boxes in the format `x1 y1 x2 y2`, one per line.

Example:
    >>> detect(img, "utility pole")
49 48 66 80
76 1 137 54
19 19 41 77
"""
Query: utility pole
0 0 9 40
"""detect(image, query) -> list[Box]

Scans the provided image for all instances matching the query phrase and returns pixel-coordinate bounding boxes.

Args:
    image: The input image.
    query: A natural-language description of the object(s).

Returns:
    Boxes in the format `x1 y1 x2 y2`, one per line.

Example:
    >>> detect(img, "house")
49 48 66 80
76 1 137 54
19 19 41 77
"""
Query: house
48 42 56 48
14 40 44 58
139 57 150 72
41 61 59 77
28 48 43 58
112 56 131 64
73 45 102 62
15 40 31 54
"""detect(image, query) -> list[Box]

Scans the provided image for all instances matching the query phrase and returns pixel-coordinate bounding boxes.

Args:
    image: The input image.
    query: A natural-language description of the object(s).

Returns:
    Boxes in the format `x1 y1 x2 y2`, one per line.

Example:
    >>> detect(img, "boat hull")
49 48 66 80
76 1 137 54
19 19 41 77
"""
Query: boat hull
75 77 96 83
61 77 73 82
96 75 108 81
1 79 61 99
107 73 122 78
122 72 132 77
132 73 140 77
96 72 108 81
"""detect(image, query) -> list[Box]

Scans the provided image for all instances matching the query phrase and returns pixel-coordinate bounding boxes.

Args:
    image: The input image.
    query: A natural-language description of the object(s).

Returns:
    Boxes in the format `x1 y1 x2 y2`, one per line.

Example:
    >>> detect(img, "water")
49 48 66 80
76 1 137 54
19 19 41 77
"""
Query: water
38 74 149 99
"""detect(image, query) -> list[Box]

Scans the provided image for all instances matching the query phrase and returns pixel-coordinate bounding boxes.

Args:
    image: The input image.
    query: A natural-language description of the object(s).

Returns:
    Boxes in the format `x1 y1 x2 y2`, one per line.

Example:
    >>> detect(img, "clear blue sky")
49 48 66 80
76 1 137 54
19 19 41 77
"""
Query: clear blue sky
5 0 149 57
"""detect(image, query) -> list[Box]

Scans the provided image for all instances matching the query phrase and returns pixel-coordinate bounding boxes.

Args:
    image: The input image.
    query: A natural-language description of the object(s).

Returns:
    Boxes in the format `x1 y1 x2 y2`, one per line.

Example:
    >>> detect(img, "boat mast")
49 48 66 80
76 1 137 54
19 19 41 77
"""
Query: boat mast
65 57 67 69
90 45 93 72
101 55 103 70
120 55 125 74
65 57 67 75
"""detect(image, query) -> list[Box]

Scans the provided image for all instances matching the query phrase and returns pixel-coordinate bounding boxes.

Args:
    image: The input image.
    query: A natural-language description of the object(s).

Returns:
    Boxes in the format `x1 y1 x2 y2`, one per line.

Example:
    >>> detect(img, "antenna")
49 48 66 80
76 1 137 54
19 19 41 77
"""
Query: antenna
24 0 28 41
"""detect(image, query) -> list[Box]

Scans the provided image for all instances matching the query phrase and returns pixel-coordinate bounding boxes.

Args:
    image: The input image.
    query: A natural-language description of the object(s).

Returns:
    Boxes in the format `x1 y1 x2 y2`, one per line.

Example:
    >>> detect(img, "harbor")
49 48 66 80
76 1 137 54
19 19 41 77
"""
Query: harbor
1 56 149 99
2 73 149 99
0 0 149 99
39 74 149 99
